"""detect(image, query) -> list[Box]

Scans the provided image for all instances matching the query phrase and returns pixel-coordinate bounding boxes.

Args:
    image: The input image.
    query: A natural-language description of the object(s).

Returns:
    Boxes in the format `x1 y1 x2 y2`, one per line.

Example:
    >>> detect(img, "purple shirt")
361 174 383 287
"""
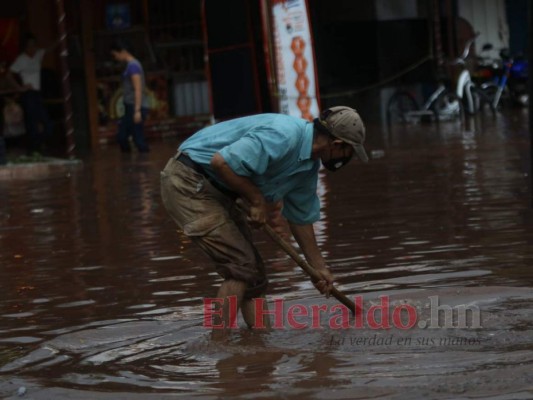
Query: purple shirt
122 59 148 108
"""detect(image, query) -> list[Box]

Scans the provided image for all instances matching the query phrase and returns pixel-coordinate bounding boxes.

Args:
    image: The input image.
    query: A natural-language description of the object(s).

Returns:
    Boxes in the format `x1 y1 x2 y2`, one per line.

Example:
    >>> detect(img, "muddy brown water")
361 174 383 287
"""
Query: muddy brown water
0 112 532 399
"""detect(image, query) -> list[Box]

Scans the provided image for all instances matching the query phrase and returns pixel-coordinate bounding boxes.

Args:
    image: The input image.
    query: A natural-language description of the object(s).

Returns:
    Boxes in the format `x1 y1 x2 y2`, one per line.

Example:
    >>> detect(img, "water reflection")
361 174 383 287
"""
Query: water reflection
0 111 532 398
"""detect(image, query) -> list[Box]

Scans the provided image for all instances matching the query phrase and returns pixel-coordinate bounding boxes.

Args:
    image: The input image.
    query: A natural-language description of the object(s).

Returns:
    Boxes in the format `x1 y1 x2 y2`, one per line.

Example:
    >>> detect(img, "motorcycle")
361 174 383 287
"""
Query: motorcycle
474 44 529 108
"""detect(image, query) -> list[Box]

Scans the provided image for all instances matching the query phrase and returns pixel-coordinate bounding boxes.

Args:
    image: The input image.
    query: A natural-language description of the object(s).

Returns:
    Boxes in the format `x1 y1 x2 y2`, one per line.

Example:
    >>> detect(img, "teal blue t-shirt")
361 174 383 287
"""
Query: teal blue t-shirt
178 114 320 225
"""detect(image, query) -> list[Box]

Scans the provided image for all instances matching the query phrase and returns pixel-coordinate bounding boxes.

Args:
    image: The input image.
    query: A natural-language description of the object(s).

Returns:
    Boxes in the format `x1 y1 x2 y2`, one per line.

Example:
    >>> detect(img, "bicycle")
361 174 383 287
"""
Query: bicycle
387 35 485 125
386 83 463 125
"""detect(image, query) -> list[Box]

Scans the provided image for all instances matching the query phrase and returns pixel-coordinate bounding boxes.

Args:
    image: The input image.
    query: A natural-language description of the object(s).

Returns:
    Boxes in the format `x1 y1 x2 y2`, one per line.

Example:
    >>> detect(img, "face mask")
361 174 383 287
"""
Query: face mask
322 146 353 171
322 156 352 171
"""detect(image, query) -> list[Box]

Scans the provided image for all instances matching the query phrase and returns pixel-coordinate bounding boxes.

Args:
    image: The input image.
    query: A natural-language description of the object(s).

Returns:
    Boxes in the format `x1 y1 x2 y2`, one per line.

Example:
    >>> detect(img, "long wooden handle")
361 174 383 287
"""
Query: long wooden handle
262 224 356 314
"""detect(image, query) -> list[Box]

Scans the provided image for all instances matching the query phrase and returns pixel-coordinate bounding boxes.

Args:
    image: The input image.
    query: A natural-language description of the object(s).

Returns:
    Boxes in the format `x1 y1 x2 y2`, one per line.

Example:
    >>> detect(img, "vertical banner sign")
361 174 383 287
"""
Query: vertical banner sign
271 0 319 120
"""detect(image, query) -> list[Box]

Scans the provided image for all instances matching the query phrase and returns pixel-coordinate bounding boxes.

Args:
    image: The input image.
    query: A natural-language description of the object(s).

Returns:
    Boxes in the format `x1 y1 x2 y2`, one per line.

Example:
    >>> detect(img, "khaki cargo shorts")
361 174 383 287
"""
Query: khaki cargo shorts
160 156 267 298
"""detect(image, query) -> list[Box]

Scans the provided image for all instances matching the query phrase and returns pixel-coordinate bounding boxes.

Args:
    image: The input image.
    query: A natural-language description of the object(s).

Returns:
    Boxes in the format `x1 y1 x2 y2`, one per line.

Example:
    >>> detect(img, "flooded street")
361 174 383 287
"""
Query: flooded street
0 111 532 399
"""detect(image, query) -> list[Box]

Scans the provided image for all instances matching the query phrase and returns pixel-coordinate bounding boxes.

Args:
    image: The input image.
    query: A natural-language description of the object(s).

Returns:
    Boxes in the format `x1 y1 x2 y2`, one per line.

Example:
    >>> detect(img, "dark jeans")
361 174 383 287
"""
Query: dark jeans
21 90 53 153
117 104 149 153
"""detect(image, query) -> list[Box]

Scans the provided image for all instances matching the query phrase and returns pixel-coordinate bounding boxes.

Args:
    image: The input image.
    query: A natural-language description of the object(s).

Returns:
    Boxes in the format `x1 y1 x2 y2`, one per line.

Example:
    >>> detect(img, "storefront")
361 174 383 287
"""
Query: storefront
74 0 211 148
0 0 213 155
0 0 327 155
1 0 527 157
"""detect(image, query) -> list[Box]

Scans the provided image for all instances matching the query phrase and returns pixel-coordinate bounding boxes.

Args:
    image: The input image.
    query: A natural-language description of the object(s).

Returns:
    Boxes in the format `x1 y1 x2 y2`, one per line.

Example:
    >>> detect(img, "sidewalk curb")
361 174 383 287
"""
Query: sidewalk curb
0 158 83 180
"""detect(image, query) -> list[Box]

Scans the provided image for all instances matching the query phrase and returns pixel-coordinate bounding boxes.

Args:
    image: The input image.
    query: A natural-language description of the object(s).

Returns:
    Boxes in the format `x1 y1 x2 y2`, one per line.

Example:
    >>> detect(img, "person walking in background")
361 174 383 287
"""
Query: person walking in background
8 34 54 155
110 40 150 153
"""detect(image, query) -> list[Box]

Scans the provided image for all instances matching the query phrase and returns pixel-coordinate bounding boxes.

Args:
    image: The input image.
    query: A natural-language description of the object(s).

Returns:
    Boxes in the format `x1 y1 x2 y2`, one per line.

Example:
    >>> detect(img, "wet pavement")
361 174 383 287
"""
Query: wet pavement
0 110 532 399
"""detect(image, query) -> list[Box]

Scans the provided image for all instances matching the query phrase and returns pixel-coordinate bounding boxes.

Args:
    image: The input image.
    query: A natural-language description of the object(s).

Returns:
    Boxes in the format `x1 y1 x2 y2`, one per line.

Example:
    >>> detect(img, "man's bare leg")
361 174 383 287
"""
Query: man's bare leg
211 279 247 339
241 294 271 329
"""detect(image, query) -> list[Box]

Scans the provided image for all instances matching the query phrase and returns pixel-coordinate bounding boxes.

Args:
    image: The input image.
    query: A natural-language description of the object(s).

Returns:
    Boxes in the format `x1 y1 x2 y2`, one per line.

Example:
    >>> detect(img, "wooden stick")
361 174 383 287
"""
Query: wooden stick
262 223 356 314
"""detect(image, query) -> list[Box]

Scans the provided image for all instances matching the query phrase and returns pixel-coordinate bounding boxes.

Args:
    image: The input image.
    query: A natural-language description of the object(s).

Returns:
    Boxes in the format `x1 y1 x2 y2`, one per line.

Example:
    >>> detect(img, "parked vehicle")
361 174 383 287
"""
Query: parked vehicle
387 35 486 125
475 44 529 109
386 84 462 125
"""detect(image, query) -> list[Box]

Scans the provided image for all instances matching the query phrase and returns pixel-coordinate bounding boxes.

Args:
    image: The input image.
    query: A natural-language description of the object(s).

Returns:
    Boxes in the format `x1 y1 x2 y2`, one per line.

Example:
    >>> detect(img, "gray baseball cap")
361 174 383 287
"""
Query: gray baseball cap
320 106 368 162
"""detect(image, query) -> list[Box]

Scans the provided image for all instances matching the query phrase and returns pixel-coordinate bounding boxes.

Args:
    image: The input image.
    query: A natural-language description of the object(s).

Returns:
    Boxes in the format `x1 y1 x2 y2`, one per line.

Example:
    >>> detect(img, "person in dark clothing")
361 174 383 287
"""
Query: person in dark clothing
8 34 54 154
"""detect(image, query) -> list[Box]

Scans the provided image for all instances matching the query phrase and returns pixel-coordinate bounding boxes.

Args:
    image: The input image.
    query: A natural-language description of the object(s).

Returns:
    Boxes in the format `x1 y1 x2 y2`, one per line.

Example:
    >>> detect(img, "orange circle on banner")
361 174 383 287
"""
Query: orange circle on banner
297 95 311 110
295 75 309 94
291 37 305 55
301 112 312 121
293 57 308 74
